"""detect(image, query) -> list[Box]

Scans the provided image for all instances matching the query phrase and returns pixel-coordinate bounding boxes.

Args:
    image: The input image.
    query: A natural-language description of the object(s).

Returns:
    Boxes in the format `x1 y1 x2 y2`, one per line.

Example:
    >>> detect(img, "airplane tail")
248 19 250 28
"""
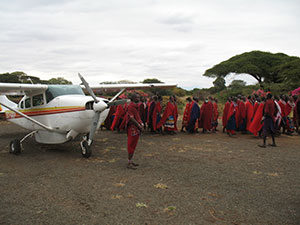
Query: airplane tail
0 95 17 113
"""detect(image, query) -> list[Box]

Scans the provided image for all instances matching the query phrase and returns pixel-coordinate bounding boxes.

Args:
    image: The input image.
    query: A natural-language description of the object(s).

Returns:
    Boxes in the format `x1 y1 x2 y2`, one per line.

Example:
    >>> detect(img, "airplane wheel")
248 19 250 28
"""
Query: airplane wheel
80 140 92 158
10 139 21 155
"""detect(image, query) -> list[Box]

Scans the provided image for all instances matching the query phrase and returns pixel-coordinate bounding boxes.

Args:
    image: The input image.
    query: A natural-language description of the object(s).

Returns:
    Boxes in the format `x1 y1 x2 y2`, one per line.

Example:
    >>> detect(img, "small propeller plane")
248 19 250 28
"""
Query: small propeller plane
0 73 176 158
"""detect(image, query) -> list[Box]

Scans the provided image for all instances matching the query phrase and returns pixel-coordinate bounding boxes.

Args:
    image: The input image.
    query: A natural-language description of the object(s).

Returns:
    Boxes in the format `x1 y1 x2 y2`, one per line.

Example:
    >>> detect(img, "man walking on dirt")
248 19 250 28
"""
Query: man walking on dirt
123 93 144 169
259 93 276 148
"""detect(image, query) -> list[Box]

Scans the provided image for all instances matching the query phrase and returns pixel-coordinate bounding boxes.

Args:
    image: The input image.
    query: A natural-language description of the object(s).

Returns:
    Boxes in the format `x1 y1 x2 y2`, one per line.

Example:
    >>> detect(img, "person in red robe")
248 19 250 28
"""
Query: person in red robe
147 96 156 132
226 97 238 136
173 95 178 131
296 96 300 134
292 95 299 133
123 94 144 170
259 93 276 147
152 96 162 132
237 96 246 133
222 97 231 133
278 95 289 134
199 98 213 133
248 98 265 137
157 96 176 134
212 98 219 132
253 99 259 116
286 96 295 134
111 102 125 131
103 105 116 130
245 96 254 132
138 97 147 129
181 97 192 132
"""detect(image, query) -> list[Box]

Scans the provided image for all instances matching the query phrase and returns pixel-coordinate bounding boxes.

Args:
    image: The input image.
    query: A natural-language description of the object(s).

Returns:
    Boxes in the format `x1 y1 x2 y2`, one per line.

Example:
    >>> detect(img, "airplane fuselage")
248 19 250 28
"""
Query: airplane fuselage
5 95 110 144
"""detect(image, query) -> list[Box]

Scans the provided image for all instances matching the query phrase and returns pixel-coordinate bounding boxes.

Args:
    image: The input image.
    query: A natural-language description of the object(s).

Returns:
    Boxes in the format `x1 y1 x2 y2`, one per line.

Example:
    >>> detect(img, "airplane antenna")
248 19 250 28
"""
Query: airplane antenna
28 77 34 84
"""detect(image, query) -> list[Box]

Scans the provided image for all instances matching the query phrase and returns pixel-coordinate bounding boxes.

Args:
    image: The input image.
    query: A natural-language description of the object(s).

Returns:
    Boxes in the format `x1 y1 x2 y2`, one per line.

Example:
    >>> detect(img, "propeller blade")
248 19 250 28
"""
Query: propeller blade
87 112 100 146
109 88 126 103
107 99 129 107
78 73 99 103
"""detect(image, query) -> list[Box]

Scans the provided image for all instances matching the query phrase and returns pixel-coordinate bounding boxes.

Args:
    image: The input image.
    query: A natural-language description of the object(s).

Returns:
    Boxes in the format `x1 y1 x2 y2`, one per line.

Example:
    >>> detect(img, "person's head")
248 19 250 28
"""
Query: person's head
261 97 266 102
205 98 208 103
158 95 163 102
186 97 192 102
172 95 177 102
193 96 199 102
169 96 174 102
292 95 298 101
129 93 140 103
267 93 273 100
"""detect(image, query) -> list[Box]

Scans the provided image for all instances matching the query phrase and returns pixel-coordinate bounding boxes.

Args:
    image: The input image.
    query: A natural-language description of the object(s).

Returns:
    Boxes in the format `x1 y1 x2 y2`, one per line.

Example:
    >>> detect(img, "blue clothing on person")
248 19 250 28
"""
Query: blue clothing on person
187 102 200 133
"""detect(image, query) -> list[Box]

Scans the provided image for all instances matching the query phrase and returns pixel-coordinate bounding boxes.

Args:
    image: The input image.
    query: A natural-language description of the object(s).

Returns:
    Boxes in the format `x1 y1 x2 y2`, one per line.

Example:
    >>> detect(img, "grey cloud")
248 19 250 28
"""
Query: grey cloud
158 12 195 32
159 13 195 25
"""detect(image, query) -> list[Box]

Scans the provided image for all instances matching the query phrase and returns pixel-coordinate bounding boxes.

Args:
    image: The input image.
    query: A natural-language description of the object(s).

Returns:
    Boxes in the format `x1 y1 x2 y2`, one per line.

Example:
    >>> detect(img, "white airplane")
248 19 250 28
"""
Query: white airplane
0 73 176 158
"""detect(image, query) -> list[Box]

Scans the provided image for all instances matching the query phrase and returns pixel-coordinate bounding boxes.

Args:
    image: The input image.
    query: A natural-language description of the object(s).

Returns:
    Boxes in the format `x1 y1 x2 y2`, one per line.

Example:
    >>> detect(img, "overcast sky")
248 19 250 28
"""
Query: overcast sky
1 0 300 89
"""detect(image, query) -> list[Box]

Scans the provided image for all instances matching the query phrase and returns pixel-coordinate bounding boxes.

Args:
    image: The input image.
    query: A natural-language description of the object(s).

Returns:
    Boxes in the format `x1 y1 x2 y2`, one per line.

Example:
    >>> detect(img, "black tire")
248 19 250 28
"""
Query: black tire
80 140 92 158
10 139 21 155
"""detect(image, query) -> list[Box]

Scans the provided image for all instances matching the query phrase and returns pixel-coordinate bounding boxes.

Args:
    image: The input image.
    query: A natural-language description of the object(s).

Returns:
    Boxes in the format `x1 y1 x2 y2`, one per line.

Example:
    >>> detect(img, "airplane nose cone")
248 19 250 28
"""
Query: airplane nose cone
93 101 107 112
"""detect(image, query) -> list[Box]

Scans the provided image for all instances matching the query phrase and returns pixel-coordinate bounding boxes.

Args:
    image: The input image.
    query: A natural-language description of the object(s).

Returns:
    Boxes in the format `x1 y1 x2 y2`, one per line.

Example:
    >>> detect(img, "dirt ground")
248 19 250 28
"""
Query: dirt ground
0 120 299 225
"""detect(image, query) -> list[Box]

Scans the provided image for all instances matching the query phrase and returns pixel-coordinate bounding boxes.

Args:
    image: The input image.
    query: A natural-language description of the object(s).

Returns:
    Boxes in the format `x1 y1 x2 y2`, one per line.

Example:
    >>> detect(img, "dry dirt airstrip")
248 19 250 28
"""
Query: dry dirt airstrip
0 120 299 225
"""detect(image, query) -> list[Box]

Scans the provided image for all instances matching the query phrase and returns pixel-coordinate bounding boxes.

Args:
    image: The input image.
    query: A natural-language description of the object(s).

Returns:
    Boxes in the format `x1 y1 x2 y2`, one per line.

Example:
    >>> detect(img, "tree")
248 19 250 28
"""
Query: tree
228 80 246 89
0 71 42 83
0 72 72 85
47 77 72 85
204 51 300 84
0 72 21 83
142 78 162 83
274 57 300 89
211 77 226 93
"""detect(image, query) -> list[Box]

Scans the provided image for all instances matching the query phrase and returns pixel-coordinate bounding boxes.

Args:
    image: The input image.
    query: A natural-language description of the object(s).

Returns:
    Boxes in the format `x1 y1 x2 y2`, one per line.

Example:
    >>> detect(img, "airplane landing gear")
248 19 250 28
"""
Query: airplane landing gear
80 136 92 158
9 131 36 155
10 139 21 155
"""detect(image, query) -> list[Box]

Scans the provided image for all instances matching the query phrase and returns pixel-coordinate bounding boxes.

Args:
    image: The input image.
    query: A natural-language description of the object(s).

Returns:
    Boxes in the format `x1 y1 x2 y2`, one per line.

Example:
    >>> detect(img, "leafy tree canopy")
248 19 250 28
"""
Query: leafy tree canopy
211 77 226 94
0 72 72 84
228 80 246 89
204 51 300 86
142 78 162 83
47 77 72 85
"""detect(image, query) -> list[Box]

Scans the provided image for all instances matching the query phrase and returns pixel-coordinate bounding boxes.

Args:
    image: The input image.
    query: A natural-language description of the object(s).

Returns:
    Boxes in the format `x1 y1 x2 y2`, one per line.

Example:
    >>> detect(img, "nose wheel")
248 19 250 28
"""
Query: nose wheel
80 137 92 158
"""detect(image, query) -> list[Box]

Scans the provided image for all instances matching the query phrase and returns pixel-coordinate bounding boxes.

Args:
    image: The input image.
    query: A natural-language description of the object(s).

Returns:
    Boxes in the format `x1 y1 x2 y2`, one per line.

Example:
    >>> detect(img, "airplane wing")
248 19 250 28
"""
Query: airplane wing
0 83 48 96
83 83 177 94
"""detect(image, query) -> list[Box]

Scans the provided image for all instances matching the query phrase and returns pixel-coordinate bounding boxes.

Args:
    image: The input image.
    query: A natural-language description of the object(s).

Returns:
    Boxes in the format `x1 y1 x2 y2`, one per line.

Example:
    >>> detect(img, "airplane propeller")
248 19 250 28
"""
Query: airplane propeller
78 73 127 158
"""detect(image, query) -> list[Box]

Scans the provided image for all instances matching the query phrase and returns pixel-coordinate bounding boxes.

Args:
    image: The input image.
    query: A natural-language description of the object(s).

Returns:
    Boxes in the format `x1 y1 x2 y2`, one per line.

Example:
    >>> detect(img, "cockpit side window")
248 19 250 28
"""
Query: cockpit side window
32 94 44 107
25 98 31 108
20 100 24 109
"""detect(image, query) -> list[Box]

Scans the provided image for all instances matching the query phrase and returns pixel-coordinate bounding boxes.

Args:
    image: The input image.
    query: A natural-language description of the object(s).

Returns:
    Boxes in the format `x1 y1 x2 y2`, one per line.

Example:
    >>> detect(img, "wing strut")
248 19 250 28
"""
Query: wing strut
0 102 54 132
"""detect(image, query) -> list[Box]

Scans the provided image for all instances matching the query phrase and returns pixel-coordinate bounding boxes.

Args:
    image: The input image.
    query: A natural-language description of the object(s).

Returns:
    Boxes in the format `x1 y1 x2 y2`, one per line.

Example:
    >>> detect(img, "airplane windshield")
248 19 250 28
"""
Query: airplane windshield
46 85 85 103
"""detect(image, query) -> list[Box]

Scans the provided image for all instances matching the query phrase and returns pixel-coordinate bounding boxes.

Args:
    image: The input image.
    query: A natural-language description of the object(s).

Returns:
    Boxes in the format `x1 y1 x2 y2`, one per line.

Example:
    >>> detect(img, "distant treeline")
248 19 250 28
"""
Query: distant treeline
2 50 299 102
0 71 72 85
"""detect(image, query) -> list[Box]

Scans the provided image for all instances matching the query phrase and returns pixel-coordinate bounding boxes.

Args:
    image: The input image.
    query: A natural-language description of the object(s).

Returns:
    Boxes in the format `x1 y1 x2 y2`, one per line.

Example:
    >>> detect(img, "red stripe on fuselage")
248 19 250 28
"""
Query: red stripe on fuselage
7 107 86 119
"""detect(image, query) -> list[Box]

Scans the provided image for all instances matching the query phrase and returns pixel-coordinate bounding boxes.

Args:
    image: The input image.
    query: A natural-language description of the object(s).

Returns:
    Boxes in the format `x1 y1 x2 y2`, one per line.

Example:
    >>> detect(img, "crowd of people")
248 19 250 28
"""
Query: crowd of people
101 92 300 169
103 94 179 135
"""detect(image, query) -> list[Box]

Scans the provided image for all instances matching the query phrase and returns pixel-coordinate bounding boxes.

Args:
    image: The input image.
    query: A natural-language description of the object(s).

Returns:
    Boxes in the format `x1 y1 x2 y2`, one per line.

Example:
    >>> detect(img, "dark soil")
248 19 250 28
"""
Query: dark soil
0 121 299 224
